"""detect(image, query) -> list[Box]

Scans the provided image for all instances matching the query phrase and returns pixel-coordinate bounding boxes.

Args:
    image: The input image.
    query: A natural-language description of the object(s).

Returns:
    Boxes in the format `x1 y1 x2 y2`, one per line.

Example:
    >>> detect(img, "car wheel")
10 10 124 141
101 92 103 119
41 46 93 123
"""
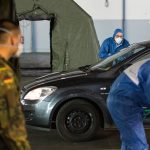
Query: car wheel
56 99 101 142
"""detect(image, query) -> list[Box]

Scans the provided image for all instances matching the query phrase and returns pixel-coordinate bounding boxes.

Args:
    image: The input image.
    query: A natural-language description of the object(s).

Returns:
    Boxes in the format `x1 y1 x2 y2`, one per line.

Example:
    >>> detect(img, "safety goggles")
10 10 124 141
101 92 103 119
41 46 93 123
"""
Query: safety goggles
115 35 123 38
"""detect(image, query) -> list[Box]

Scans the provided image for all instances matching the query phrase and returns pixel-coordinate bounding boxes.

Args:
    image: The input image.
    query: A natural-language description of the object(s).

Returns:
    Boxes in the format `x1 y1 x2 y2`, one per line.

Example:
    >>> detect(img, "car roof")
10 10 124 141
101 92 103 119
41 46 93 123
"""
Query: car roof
137 40 150 47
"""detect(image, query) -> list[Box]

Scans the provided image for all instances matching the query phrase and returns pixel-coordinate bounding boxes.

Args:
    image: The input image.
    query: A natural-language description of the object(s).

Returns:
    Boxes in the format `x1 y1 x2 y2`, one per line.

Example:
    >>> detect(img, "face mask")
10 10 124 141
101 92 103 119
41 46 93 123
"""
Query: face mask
0 27 12 34
14 43 23 57
115 37 123 45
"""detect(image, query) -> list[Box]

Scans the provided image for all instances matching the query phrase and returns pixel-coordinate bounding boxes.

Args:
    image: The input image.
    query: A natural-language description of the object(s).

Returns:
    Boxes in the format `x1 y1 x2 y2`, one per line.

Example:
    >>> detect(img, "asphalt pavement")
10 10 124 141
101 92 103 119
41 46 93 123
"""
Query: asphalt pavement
27 126 120 150
27 126 150 150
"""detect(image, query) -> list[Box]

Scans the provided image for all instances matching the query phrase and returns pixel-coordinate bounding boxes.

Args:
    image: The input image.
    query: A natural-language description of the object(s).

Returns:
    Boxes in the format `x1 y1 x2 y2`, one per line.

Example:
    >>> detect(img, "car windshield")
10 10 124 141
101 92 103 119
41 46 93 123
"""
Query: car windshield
91 44 146 70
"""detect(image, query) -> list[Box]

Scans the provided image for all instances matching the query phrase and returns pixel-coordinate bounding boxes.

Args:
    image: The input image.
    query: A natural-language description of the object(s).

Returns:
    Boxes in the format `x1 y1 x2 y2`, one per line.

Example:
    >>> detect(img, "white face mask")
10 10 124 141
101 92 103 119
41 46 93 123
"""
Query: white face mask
115 37 123 45
14 43 23 57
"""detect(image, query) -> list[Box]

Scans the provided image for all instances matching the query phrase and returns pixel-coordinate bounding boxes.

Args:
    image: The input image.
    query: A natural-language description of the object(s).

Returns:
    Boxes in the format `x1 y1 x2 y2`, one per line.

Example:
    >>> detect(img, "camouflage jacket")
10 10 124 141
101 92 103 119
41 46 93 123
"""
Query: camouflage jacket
0 56 30 150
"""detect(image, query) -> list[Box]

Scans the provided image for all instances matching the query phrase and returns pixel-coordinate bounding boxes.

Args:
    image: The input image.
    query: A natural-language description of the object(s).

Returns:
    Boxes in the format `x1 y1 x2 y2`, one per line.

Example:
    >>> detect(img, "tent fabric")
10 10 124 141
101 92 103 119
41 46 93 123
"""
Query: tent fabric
16 0 99 72
0 0 17 22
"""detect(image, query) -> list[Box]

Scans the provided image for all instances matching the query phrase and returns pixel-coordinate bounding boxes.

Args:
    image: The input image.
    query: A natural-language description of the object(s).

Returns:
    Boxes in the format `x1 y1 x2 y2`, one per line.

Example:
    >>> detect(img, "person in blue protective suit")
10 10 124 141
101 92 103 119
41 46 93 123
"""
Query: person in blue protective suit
107 58 150 150
99 28 130 59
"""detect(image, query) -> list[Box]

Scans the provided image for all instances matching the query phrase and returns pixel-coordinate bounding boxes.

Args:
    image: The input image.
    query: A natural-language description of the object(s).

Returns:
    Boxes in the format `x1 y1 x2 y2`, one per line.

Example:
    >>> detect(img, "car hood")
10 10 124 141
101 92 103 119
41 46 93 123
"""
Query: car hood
23 70 87 90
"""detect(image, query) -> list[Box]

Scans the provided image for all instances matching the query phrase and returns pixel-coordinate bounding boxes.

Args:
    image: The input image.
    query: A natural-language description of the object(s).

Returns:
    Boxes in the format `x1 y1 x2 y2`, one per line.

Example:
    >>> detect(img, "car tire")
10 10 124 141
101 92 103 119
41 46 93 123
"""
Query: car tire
56 99 101 142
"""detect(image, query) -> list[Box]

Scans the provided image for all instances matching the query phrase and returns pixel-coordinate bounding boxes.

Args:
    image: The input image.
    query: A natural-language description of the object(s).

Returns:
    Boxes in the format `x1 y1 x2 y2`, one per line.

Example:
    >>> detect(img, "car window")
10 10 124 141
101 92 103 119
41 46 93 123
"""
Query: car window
91 44 146 70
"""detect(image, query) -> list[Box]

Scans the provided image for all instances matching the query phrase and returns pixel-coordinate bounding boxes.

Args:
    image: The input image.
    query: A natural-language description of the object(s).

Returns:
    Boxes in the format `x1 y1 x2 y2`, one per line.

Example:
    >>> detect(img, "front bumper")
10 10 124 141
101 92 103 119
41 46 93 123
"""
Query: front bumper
21 99 52 128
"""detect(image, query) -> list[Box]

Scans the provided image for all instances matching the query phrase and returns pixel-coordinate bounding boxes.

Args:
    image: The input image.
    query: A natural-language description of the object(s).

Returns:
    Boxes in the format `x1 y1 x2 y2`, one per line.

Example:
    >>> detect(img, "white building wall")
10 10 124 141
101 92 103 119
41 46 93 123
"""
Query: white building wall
74 0 150 44
126 0 150 20
125 0 150 43
74 0 122 20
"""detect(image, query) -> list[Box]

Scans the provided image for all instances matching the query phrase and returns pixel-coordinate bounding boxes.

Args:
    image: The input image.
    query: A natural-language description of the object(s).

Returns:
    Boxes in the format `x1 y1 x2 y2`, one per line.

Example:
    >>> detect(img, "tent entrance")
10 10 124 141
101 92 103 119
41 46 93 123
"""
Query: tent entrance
18 6 55 85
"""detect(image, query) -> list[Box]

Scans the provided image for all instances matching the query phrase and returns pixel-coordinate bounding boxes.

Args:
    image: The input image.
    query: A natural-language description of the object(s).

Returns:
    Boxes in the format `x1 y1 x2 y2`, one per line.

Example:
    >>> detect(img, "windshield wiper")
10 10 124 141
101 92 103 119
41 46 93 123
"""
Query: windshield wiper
79 65 91 71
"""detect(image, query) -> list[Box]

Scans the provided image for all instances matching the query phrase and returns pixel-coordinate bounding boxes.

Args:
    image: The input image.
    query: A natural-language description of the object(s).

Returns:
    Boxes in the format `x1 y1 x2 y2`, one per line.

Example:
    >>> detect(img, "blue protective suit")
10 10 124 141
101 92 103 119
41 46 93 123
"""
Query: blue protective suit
107 59 150 150
99 29 130 59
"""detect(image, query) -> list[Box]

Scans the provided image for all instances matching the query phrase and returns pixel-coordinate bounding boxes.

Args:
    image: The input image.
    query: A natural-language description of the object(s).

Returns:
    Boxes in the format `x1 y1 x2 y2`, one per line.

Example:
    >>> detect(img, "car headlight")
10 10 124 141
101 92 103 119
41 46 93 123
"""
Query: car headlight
23 86 57 101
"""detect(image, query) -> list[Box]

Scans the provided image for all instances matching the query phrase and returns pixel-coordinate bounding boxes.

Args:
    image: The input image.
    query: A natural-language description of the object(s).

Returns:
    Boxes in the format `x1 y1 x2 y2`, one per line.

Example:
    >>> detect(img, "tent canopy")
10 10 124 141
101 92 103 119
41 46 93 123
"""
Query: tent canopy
1 0 100 72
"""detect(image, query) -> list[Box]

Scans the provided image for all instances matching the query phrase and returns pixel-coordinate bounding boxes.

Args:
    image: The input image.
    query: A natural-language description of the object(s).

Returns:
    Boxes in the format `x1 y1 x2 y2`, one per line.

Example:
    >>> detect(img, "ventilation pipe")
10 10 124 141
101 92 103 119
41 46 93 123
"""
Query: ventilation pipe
122 0 125 33
105 0 109 7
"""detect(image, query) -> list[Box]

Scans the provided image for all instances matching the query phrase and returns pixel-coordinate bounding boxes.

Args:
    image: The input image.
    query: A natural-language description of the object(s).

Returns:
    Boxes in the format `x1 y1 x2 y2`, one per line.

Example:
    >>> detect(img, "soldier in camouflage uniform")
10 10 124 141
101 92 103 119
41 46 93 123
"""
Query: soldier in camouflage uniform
0 20 30 150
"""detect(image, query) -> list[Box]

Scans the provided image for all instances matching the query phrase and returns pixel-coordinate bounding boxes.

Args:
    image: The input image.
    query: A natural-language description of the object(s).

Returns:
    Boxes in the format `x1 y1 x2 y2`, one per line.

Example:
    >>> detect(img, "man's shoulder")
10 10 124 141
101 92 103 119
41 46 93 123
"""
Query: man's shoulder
0 58 5 68
104 37 112 41
102 37 113 44
0 58 13 73
0 59 15 84
0 59 8 76
0 61 7 95
0 61 10 74
139 59 150 72
137 59 150 83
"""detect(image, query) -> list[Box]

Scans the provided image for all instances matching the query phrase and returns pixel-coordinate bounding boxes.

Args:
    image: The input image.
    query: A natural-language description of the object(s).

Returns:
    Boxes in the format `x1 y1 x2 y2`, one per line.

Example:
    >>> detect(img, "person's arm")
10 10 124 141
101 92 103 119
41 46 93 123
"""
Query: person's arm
98 39 110 59
0 74 30 150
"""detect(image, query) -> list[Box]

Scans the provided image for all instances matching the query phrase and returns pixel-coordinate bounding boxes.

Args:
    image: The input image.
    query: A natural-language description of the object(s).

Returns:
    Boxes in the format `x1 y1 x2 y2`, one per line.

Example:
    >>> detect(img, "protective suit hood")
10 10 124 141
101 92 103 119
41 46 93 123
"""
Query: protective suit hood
113 28 124 38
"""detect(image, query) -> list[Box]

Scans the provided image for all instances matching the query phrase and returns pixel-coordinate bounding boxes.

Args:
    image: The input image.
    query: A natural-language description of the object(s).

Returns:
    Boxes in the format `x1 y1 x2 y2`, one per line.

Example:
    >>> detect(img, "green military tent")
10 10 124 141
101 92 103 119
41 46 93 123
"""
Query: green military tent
0 0 99 72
